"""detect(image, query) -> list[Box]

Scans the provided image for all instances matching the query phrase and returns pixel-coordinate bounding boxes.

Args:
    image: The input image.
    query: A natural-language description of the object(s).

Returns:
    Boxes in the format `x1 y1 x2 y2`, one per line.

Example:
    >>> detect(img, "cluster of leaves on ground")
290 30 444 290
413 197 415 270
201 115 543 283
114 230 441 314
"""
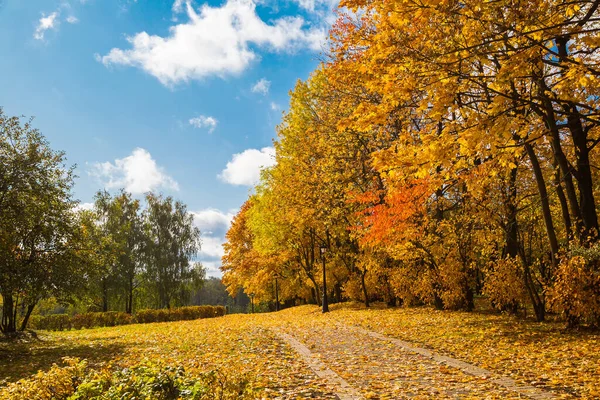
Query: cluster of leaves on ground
327 304 600 398
0 358 253 400
1 304 598 398
0 313 337 399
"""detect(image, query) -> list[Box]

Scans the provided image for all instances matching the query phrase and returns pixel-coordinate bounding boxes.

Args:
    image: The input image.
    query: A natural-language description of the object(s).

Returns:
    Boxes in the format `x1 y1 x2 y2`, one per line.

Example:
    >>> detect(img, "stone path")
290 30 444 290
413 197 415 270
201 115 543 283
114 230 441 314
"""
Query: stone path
275 321 557 400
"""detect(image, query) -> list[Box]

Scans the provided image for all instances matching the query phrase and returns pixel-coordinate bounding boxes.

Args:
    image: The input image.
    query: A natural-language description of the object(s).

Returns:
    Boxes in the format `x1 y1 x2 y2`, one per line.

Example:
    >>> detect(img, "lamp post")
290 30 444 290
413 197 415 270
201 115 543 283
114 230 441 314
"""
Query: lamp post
320 246 329 313
274 273 281 311
249 293 255 314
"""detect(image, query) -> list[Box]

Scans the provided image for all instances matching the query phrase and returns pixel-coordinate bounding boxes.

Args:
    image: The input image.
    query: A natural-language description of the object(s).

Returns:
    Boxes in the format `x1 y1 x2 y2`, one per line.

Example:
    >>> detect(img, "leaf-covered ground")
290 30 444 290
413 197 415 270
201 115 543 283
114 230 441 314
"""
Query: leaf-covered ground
325 304 599 399
1 304 598 399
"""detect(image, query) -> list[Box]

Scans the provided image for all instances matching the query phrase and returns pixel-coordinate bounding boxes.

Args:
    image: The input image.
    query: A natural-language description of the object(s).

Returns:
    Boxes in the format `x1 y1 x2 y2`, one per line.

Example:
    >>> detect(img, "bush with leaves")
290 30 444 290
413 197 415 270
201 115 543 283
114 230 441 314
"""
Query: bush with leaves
28 306 226 331
28 314 72 331
0 358 255 400
548 255 600 327
484 257 528 314
71 312 134 330
135 306 226 324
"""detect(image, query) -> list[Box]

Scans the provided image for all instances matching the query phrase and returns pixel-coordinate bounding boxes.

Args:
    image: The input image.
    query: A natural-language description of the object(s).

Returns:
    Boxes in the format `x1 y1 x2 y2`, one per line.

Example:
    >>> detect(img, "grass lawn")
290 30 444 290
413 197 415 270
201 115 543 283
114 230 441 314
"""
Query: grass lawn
1 303 598 399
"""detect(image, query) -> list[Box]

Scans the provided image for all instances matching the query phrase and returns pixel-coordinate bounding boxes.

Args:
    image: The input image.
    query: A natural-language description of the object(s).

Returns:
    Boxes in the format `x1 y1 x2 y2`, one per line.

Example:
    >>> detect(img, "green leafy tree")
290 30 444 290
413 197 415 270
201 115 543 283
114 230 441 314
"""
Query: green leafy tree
91 190 145 313
143 193 202 309
0 109 83 333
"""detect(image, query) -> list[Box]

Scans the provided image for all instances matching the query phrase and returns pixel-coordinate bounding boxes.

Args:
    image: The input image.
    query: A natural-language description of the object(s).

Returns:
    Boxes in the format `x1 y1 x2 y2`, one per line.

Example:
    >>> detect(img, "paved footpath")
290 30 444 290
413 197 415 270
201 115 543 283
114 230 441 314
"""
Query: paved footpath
274 320 556 400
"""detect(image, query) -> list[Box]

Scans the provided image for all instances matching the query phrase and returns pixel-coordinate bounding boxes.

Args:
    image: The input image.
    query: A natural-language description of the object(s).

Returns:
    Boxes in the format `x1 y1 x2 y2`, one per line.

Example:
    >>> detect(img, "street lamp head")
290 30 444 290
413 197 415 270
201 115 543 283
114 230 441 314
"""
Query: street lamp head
249 293 255 298
320 246 327 255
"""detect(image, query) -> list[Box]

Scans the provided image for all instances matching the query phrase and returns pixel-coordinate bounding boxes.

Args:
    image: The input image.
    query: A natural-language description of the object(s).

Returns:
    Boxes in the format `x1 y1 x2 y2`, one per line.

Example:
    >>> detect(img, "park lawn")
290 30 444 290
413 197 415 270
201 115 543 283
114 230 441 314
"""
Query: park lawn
0 313 335 399
0 303 599 398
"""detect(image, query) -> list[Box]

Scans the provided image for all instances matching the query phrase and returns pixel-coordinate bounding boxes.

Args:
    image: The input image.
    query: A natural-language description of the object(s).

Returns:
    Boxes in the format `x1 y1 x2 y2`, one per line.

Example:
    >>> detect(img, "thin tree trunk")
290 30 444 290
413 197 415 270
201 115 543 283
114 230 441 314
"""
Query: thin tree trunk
1 293 17 333
360 269 370 308
524 143 559 267
102 279 109 312
126 275 134 314
503 167 520 258
20 303 36 331
554 158 573 242
523 263 545 322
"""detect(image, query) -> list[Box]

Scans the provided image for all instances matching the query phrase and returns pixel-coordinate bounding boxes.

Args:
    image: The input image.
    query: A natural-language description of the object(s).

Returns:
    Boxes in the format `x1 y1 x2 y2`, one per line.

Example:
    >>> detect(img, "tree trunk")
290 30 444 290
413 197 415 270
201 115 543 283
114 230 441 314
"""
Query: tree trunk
538 78 584 241
568 108 599 241
20 303 36 331
360 269 370 308
126 275 134 314
334 283 343 304
524 264 545 322
503 167 520 258
433 291 444 310
556 36 599 242
524 143 559 267
1 293 16 333
463 281 474 312
308 276 321 306
554 158 573 242
102 279 109 312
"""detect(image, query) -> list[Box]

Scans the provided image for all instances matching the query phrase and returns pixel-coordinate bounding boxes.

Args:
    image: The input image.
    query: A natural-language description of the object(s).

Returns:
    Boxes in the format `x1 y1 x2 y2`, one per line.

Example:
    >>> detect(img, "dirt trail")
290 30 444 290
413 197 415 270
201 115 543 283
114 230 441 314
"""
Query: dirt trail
275 320 556 400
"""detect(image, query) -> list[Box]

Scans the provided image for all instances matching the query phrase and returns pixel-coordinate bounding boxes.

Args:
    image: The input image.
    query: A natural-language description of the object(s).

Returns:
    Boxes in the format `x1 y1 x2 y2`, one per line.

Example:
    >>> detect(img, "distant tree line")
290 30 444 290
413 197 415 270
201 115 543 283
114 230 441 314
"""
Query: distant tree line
0 108 203 333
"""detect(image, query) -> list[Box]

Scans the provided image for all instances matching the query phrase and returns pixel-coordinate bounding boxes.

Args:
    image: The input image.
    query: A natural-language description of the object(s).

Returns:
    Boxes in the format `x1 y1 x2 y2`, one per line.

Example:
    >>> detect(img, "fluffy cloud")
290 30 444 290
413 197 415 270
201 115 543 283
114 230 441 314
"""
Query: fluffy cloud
100 0 326 86
193 208 235 236
66 15 79 24
293 0 339 14
75 202 95 211
172 0 187 13
191 208 236 278
90 148 179 194
201 261 222 278
251 78 270 95
270 102 281 111
189 115 218 133
219 147 276 186
34 11 59 40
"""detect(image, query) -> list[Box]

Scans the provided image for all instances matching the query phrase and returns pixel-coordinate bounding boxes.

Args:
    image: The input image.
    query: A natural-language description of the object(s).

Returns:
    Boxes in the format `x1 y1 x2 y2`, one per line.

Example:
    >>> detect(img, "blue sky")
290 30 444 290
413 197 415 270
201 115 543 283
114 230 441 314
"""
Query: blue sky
0 0 336 276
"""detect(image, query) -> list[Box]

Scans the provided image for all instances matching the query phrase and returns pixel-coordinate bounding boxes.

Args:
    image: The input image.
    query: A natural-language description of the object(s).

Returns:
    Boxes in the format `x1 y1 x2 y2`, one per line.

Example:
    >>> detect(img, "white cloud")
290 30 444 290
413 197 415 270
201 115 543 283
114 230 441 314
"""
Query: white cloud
172 0 188 13
189 115 218 133
100 0 326 86
251 78 270 95
34 11 59 40
292 0 339 14
192 208 236 278
75 202 95 211
219 146 275 186
192 208 235 237
202 261 222 278
270 102 281 111
66 15 79 24
90 148 179 194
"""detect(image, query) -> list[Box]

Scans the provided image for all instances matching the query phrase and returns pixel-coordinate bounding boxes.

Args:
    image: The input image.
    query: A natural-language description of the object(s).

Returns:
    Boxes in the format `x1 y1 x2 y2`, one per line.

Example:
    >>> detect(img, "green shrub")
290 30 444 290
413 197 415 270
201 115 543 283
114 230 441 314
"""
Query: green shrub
29 306 226 331
135 306 226 324
135 308 170 323
72 312 134 329
0 358 255 400
28 314 71 331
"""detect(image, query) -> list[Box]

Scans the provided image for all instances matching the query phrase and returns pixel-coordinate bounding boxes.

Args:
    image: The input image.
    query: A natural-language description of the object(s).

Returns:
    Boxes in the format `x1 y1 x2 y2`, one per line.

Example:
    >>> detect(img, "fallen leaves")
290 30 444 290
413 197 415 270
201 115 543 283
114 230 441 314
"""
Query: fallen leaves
1 304 598 399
